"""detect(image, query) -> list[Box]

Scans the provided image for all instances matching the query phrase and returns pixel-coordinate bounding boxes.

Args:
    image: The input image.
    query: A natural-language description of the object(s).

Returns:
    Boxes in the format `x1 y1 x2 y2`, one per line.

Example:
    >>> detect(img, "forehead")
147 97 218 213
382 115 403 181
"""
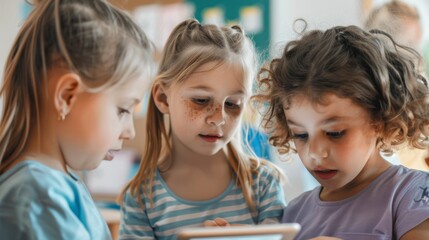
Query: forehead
284 94 369 124
177 61 248 94
107 75 149 99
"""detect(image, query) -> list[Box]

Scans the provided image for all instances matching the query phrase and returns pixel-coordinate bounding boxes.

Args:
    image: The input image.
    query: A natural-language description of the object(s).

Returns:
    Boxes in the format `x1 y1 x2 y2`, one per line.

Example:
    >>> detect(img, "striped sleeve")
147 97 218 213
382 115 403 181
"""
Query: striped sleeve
119 191 154 240
255 165 286 223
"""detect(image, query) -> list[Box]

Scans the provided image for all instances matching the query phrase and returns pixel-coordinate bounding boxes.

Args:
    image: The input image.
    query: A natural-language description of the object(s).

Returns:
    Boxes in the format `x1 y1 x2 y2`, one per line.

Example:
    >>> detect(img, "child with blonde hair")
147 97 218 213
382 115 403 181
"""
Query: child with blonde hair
0 0 153 239
257 25 429 239
119 19 286 239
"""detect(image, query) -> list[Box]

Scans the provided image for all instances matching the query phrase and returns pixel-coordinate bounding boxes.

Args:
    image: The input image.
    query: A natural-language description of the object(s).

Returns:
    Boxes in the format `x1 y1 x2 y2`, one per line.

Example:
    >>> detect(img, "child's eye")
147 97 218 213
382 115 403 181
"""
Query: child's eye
326 131 345 138
192 98 210 105
118 108 131 116
292 133 308 141
225 101 241 109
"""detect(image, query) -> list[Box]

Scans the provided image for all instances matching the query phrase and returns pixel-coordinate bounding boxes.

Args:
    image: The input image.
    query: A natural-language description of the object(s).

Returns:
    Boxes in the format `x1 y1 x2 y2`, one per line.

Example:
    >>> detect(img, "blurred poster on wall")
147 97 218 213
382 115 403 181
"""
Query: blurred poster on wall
186 0 270 61
133 3 193 51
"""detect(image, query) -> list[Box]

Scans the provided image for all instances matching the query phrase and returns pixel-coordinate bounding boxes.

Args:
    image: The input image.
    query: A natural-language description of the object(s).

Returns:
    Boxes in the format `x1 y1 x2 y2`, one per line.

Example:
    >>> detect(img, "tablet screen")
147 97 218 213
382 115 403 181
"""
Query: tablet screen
188 234 283 240
177 223 301 240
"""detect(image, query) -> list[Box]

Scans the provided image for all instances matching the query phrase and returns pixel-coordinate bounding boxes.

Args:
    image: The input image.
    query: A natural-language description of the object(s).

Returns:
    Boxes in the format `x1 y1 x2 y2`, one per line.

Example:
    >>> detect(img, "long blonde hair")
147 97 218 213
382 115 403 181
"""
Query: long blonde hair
0 0 153 173
121 19 278 210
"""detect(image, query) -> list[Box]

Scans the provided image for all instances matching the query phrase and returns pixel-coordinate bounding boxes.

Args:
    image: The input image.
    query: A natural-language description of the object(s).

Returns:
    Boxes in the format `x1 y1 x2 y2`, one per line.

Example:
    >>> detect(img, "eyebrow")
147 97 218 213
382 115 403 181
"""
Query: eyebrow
188 86 246 95
287 116 348 126
126 98 141 106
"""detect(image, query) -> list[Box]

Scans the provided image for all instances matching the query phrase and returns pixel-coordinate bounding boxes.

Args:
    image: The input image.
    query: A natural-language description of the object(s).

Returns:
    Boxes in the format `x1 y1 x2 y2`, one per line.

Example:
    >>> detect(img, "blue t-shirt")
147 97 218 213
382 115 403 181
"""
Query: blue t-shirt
0 160 111 240
282 165 429 240
120 164 286 240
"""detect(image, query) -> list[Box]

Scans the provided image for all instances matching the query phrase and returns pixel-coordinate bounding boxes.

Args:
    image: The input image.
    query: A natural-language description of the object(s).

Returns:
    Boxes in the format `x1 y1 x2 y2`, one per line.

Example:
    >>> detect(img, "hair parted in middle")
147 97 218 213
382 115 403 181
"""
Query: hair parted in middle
0 0 153 173
120 18 283 211
256 25 429 156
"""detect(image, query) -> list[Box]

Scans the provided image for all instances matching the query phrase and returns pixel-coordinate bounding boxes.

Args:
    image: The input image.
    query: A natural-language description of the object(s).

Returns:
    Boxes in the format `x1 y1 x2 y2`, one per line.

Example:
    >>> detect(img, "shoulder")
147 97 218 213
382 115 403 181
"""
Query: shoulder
251 160 286 200
122 188 145 209
292 188 316 202
382 166 429 238
253 159 283 180
0 161 82 205
383 165 429 189
387 165 429 200
282 189 318 220
287 189 317 208
122 172 166 209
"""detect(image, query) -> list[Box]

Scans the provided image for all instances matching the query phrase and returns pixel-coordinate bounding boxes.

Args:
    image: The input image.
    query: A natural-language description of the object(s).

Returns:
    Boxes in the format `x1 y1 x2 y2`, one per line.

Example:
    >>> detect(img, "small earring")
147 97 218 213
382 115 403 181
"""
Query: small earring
58 111 66 121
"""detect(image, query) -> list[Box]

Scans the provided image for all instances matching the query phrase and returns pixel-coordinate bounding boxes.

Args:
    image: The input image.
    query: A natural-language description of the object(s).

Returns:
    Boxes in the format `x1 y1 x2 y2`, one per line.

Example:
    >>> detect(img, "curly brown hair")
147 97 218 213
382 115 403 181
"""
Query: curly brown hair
255 25 429 155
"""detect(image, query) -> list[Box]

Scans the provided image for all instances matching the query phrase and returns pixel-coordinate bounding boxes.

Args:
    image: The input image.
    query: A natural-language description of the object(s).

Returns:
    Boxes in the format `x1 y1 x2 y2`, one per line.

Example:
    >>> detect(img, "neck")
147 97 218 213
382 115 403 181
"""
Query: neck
17 116 67 173
170 146 228 168
20 151 67 172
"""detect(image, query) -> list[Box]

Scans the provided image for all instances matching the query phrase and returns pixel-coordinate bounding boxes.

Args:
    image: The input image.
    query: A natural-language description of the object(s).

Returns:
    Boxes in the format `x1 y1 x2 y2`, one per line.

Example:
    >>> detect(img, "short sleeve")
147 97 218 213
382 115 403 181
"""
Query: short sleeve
0 163 110 240
28 199 93 239
0 191 93 239
119 191 155 240
394 173 429 238
255 165 287 223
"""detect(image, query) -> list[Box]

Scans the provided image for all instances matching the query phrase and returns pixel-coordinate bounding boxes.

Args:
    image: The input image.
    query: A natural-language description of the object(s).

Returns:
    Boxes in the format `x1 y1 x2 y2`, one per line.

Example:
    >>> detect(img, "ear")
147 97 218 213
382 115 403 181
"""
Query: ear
152 82 170 114
54 73 82 118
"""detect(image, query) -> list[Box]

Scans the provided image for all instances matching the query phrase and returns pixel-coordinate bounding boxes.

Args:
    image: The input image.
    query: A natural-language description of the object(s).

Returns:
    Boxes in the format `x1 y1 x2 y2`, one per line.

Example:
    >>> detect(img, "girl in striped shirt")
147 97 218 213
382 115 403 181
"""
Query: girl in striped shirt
119 19 286 240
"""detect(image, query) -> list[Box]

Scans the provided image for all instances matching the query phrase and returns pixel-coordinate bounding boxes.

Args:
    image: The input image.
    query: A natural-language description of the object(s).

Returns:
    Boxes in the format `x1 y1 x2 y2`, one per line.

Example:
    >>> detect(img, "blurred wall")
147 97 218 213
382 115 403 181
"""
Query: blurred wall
270 0 363 57
0 1 21 81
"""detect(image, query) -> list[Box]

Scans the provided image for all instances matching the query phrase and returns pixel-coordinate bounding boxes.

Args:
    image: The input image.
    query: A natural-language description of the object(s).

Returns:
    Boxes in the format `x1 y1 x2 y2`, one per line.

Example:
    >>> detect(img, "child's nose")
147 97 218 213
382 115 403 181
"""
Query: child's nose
207 104 226 126
121 119 136 140
308 137 328 162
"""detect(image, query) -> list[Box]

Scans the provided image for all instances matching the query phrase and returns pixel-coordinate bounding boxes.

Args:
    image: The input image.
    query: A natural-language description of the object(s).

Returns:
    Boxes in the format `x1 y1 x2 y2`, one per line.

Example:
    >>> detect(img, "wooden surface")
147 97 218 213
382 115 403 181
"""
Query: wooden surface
100 208 121 240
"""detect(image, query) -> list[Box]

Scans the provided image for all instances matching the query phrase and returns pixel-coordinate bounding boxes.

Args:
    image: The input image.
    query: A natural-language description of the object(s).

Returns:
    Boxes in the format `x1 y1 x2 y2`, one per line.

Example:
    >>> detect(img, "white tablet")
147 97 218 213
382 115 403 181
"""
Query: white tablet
177 223 301 240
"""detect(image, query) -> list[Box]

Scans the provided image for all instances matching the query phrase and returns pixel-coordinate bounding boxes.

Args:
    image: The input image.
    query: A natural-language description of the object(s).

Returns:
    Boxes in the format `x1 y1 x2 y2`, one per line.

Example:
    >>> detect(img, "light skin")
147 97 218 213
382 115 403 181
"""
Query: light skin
285 94 390 201
15 65 146 173
153 61 248 203
284 93 429 239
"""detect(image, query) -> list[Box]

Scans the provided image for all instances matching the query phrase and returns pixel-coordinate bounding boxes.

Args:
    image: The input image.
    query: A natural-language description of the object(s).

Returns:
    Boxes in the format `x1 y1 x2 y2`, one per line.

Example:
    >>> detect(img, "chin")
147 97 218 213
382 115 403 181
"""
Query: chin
205 148 224 156
84 159 103 171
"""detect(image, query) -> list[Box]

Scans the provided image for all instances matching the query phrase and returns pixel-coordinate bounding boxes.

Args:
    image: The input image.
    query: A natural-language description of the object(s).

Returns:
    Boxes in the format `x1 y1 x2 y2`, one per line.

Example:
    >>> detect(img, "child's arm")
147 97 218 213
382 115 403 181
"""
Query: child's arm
257 165 287 224
119 192 155 239
400 219 429 240
203 165 287 227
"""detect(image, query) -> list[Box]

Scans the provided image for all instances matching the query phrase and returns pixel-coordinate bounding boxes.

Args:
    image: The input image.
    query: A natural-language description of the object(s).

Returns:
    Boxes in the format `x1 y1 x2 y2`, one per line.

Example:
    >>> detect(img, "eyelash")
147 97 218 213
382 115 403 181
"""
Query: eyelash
292 131 346 141
192 98 210 105
118 108 131 116
192 98 241 109
292 133 308 140
327 131 346 138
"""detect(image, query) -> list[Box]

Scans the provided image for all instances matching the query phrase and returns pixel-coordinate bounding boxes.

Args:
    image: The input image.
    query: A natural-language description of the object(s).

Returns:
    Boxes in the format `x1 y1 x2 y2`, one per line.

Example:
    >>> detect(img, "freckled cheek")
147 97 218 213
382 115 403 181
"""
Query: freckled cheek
227 108 242 119
224 109 244 129
183 99 208 122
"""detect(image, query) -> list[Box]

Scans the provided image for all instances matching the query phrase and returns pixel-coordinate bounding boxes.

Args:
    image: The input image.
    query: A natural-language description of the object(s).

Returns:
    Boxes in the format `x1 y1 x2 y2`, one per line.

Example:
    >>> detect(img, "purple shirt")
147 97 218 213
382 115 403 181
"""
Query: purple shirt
282 165 429 240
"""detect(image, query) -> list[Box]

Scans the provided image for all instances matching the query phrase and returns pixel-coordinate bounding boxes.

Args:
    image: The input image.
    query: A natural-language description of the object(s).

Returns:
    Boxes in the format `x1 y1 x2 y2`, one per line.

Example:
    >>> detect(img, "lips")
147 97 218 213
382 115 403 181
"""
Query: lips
314 169 338 180
104 149 119 161
199 134 223 143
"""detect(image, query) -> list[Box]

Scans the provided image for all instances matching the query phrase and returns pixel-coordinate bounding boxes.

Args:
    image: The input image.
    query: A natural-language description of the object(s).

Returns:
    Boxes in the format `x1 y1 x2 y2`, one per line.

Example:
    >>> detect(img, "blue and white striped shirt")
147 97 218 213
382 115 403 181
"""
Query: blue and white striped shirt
119 165 286 240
